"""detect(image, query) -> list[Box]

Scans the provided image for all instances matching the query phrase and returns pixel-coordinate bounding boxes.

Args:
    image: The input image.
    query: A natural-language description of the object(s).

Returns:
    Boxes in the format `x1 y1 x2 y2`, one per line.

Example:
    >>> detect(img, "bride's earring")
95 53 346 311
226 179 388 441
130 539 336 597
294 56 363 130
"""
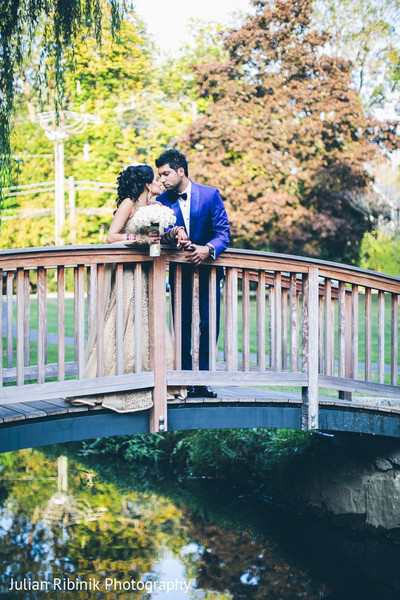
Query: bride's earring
147 186 153 203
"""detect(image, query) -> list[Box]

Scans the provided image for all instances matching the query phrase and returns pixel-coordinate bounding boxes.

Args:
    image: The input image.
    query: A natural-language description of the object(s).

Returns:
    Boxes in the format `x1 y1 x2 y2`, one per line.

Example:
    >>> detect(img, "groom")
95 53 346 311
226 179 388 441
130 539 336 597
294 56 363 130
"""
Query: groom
156 149 231 398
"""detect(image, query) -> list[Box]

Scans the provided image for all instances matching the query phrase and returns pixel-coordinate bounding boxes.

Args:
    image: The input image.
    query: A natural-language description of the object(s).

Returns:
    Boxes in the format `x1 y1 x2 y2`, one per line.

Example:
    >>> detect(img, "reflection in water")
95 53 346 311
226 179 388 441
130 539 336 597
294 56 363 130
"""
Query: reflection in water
0 449 399 599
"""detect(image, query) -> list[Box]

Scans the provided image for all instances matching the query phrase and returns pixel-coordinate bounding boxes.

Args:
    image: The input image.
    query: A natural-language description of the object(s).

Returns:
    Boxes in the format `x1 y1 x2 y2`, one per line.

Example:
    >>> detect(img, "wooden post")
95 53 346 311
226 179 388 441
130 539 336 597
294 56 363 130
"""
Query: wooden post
290 273 299 372
37 267 47 384
24 270 30 368
134 263 143 373
302 267 319 430
6 272 13 369
57 266 65 382
209 266 217 371
242 269 250 371
0 269 2 387
339 288 352 401
274 272 282 371
324 279 333 375
192 269 200 371
257 270 266 371
115 263 124 376
149 254 167 433
391 293 398 386
282 288 288 370
16 268 24 386
96 264 105 378
365 288 372 381
173 264 182 371
378 290 385 384
351 285 359 380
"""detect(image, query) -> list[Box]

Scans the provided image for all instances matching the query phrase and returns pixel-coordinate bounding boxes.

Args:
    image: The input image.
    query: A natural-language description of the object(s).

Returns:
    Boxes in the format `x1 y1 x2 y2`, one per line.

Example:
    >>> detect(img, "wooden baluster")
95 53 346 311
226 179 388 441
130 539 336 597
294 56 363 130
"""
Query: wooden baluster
391 293 398 386
149 254 167 432
6 271 13 369
209 266 217 372
324 279 333 375
274 272 282 371
231 269 238 371
242 269 250 371
192 268 200 371
24 270 30 367
134 263 143 373
37 267 47 384
87 264 97 334
352 285 359 380
302 267 319 430
378 290 385 384
365 288 372 381
290 273 299 372
77 265 85 379
341 287 353 400
269 283 275 369
282 287 288 370
74 267 79 362
0 268 2 387
96 264 105 378
338 282 346 379
16 268 24 386
115 263 124 376
318 294 324 374
57 266 65 382
224 268 238 371
257 270 266 371
173 264 182 371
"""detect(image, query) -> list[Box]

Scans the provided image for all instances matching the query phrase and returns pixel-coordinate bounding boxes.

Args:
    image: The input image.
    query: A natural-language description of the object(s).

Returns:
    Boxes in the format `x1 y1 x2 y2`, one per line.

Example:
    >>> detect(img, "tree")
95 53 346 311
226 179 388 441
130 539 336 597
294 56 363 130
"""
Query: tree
312 0 400 110
178 0 399 263
0 0 125 194
1 6 197 248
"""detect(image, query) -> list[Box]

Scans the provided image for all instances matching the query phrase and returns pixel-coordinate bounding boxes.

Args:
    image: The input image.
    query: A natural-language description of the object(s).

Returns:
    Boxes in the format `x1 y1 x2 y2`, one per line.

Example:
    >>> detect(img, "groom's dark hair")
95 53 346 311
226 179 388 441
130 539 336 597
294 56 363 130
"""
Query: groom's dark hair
156 149 188 177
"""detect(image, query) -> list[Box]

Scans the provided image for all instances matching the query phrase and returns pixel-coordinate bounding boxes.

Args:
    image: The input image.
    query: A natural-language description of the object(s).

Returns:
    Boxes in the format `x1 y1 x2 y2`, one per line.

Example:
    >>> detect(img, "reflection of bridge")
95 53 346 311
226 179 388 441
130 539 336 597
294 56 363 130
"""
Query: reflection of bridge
0 246 399 452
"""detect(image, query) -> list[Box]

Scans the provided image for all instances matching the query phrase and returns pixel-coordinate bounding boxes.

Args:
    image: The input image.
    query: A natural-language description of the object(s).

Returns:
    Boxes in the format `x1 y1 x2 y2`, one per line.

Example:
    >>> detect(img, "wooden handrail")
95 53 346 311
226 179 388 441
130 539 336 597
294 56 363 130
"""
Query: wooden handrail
1 244 399 433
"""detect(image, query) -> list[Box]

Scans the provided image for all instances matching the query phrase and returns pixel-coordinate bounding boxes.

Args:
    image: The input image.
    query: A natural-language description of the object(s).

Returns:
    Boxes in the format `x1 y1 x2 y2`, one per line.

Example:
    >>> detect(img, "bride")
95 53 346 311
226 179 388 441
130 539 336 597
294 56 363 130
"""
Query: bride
69 164 187 412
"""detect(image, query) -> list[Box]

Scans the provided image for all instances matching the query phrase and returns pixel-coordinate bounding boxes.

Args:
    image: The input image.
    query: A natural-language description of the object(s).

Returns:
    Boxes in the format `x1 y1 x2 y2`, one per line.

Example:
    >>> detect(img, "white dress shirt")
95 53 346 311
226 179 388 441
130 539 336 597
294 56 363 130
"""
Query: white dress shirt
178 181 191 237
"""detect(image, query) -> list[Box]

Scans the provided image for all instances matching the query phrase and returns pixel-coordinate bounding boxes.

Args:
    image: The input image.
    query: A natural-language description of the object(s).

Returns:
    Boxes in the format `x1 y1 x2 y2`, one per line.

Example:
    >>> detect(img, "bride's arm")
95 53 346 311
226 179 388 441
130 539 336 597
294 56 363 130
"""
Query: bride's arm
106 198 134 244
106 198 160 245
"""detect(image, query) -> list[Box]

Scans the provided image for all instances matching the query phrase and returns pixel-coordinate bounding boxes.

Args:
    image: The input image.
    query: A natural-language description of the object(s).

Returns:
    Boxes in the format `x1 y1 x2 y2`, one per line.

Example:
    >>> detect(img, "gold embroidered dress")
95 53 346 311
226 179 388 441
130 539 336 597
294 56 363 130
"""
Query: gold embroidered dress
68 217 182 413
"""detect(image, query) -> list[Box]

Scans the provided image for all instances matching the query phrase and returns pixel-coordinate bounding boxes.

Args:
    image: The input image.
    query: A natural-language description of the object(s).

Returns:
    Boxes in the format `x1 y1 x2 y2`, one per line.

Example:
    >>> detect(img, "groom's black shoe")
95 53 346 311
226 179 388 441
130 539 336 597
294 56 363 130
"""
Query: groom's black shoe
187 385 218 398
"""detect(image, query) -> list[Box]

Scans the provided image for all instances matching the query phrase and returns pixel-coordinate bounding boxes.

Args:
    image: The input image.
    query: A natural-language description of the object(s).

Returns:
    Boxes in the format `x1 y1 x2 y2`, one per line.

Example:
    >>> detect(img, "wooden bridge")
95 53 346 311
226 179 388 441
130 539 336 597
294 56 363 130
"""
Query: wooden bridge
1 245 400 453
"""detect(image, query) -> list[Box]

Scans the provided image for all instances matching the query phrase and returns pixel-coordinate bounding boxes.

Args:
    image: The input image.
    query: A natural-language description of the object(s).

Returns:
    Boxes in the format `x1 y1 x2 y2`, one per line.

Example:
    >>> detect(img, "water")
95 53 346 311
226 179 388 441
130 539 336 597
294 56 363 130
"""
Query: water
0 449 399 599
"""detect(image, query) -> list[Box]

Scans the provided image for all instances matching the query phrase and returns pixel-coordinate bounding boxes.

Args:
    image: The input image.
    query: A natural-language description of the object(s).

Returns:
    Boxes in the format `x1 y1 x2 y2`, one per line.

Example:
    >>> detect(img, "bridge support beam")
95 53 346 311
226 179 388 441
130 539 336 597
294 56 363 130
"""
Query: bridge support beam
302 267 319 430
149 254 168 432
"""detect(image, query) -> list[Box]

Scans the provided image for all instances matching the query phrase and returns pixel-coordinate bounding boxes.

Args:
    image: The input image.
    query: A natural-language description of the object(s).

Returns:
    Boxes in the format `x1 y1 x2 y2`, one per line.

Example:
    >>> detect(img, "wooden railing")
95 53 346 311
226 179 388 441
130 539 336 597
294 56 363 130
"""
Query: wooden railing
1 245 399 432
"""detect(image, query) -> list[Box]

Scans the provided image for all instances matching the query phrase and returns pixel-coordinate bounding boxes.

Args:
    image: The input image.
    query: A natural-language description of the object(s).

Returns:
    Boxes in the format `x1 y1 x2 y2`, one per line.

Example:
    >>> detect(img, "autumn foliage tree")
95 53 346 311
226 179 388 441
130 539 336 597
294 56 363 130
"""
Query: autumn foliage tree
179 0 398 263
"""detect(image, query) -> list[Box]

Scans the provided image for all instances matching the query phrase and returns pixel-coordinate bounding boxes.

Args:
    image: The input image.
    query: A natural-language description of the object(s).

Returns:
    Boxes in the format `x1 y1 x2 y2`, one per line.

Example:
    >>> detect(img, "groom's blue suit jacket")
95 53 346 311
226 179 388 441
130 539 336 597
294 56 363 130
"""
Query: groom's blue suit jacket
158 181 231 258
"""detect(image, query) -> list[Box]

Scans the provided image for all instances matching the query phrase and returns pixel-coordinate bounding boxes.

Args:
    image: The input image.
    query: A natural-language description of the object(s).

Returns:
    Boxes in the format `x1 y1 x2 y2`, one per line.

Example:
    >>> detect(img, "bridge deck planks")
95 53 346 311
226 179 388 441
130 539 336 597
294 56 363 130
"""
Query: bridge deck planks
0 387 399 426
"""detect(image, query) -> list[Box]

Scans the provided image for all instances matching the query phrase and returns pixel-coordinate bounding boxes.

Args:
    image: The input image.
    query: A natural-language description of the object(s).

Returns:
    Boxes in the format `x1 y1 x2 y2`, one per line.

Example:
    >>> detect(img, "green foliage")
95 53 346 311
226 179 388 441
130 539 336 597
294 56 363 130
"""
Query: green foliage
312 0 400 109
0 0 125 190
178 0 399 263
2 5 200 248
78 428 314 487
360 229 400 276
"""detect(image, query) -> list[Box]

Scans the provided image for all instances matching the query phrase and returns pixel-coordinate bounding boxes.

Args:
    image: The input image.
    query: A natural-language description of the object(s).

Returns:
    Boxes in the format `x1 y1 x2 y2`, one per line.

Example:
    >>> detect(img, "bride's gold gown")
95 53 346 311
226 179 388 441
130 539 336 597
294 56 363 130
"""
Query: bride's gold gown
68 217 184 413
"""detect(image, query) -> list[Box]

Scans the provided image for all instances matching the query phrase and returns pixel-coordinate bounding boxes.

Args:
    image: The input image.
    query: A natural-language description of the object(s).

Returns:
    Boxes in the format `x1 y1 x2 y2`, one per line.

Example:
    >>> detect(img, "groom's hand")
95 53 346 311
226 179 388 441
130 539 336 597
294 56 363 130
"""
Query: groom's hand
186 244 210 266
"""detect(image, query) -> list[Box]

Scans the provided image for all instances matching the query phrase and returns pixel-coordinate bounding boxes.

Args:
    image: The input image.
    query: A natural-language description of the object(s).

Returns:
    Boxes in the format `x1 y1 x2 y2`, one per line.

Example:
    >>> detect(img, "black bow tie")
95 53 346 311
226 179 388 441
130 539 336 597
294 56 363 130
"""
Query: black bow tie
172 192 188 201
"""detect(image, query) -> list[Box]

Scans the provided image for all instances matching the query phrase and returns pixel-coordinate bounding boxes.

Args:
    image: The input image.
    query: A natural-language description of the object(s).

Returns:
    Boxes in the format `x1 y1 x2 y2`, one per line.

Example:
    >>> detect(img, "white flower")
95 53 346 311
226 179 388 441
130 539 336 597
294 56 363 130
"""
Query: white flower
131 204 176 230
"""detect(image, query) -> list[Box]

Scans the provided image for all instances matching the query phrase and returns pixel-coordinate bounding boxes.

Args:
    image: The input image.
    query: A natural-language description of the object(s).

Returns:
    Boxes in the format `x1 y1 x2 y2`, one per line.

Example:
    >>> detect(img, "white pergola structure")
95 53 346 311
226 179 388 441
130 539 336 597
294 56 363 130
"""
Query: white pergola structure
38 110 102 245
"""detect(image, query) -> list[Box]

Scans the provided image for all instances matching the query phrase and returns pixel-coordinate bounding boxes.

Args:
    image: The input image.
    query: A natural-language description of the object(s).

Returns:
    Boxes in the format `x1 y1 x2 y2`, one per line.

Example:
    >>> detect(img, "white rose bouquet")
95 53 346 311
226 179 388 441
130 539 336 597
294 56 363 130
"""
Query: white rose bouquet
131 204 177 256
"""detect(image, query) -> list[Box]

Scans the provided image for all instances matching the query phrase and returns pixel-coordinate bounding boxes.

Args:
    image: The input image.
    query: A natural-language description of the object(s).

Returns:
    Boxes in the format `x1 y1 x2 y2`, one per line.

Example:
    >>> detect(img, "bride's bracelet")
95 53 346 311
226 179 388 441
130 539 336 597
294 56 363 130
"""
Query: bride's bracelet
123 233 137 241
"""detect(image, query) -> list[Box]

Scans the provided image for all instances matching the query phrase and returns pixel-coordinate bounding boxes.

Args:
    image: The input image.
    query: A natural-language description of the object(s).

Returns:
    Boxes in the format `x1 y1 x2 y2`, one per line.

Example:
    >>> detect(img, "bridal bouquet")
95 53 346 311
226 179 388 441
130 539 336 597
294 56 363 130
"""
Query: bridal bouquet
131 204 176 256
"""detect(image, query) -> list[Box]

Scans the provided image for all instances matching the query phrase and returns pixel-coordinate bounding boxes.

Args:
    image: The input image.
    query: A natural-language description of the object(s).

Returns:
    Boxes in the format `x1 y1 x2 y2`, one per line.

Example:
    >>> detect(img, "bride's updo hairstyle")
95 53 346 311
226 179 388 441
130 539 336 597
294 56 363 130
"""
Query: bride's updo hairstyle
116 164 154 209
